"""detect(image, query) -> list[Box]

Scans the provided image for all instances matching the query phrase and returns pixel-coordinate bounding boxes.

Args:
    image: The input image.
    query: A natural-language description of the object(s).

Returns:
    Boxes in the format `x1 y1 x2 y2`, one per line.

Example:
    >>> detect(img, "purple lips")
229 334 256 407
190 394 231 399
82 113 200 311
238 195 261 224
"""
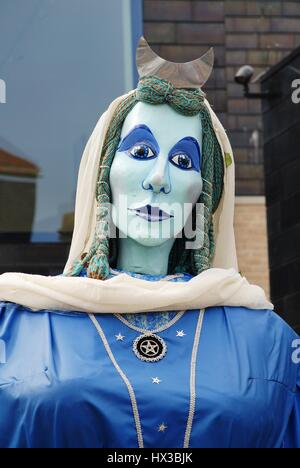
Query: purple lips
128 204 173 222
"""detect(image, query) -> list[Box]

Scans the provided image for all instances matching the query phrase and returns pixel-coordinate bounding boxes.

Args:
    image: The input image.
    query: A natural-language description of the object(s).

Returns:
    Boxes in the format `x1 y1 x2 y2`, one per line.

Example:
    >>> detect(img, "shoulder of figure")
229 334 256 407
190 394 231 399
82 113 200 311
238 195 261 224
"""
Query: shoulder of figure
205 305 299 390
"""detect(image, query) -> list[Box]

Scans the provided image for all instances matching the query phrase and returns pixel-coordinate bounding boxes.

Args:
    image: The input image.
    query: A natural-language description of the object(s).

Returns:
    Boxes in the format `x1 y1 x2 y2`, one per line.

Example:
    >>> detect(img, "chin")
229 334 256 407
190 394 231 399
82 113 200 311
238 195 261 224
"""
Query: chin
131 235 169 248
126 216 180 246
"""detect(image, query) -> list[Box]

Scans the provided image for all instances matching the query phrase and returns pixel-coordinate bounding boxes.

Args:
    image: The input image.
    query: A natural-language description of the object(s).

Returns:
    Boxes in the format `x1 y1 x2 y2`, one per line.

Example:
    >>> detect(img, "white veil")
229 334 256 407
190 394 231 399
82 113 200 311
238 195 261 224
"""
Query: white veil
0 91 273 313
63 95 238 275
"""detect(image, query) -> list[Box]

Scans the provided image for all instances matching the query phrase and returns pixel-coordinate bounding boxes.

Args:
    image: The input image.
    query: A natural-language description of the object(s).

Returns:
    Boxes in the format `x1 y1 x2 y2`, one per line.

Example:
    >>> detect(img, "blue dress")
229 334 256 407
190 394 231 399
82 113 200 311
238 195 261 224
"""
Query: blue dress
0 269 299 448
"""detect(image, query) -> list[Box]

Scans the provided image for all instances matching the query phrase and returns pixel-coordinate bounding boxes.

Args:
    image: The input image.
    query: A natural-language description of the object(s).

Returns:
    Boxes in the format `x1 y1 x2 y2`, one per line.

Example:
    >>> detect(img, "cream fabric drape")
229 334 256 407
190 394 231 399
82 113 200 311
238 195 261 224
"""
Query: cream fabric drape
0 92 273 313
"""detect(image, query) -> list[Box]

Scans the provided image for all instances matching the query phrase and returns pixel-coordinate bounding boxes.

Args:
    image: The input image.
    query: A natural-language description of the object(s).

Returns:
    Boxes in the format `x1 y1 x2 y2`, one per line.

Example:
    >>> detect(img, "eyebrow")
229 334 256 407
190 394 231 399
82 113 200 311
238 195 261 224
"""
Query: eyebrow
118 124 160 154
169 137 202 172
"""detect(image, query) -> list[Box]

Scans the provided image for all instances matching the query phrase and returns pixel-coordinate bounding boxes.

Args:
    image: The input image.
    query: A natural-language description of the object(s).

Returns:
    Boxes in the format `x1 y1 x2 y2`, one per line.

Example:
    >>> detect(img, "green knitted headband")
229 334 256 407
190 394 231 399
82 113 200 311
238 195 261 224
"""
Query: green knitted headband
70 76 224 280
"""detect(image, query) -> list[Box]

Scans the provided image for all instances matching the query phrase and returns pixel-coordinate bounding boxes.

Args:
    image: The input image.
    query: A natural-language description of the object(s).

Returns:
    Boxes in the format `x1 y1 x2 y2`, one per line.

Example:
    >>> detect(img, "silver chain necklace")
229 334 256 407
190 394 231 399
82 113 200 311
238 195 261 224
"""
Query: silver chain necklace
114 311 185 362
110 267 187 362
89 309 205 448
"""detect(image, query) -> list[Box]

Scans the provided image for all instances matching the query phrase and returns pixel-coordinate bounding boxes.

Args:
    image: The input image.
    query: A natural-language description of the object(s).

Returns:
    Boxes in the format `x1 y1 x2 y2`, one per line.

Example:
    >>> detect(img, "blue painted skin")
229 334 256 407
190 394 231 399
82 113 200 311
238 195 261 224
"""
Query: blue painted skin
110 102 203 275
0 102 299 448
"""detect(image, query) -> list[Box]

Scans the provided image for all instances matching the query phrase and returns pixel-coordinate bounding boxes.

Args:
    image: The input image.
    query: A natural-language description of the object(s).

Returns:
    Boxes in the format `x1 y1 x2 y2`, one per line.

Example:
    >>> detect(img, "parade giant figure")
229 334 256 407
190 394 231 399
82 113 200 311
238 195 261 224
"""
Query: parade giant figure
0 38 299 448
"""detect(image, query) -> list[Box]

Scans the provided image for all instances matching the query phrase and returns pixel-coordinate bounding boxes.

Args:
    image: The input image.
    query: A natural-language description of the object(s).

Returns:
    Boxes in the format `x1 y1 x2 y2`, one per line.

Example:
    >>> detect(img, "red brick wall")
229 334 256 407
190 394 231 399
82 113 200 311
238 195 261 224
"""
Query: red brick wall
143 0 300 195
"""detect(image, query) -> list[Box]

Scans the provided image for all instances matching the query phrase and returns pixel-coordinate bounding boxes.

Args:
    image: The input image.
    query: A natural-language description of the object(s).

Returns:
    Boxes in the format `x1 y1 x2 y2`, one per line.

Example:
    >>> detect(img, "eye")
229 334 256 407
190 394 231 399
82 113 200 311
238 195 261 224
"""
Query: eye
128 144 156 160
170 153 193 170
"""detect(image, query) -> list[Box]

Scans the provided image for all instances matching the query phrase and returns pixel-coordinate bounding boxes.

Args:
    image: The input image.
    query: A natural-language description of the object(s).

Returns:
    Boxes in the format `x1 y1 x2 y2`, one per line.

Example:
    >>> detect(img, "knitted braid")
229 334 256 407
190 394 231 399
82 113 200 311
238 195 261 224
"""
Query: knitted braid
168 103 224 276
70 93 138 278
191 104 223 275
69 75 224 279
137 76 224 275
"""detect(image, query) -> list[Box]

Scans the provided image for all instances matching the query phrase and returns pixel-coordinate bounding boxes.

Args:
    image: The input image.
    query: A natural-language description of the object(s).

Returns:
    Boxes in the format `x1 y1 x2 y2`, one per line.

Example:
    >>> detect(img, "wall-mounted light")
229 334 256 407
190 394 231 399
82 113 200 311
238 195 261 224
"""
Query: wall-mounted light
235 65 281 99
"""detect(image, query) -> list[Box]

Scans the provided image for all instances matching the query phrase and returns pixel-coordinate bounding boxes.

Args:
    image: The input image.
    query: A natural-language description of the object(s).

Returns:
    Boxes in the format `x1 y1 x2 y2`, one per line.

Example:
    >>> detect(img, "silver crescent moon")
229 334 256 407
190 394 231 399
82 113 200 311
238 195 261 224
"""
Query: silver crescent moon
136 36 214 89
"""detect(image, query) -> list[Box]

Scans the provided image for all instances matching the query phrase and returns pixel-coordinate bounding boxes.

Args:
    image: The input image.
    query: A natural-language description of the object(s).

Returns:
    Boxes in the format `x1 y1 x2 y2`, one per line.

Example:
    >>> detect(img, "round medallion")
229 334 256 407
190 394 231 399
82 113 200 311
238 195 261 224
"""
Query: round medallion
133 334 167 362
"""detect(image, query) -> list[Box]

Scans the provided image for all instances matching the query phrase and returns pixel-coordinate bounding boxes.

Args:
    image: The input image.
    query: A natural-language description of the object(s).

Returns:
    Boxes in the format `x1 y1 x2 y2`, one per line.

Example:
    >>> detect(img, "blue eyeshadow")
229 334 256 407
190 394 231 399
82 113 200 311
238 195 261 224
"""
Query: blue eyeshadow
118 125 201 172
168 137 202 172
118 124 160 155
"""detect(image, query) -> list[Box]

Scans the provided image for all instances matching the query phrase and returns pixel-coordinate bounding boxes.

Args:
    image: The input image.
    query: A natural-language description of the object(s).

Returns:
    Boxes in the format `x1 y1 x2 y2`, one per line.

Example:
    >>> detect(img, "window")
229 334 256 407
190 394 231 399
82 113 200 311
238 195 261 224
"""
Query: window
0 0 142 245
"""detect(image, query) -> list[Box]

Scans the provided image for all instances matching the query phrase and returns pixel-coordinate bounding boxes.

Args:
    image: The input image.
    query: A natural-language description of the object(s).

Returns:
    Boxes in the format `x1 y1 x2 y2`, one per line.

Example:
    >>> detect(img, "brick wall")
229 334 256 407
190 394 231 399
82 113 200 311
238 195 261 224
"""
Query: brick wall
143 0 300 195
234 197 270 297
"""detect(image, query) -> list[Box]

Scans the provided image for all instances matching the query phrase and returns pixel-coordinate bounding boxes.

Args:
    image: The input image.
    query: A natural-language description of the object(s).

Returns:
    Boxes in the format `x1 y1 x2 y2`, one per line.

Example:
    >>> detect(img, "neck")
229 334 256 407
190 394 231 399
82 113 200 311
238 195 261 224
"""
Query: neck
116 237 175 275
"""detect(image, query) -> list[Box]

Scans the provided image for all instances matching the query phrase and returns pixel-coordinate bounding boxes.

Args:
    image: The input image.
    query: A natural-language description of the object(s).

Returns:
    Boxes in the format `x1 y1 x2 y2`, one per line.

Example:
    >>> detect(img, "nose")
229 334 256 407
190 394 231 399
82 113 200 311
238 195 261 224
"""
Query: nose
142 155 171 194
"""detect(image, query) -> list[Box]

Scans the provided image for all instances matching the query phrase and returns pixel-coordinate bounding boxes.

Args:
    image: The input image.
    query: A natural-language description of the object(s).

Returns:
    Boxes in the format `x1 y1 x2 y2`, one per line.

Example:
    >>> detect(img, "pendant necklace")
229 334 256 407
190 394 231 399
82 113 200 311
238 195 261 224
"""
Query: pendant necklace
109 268 187 362
114 311 185 362
89 309 205 448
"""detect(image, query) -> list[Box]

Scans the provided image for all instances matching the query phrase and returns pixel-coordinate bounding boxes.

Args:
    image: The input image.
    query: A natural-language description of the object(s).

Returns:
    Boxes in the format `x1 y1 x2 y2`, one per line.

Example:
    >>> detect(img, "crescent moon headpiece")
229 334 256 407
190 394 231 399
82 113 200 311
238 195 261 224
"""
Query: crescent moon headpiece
136 36 214 89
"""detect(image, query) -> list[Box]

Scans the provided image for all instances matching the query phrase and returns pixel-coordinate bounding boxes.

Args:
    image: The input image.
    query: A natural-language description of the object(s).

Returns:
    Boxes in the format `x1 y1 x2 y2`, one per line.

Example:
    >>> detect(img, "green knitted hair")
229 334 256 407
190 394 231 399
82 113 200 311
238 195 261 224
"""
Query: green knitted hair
70 76 224 279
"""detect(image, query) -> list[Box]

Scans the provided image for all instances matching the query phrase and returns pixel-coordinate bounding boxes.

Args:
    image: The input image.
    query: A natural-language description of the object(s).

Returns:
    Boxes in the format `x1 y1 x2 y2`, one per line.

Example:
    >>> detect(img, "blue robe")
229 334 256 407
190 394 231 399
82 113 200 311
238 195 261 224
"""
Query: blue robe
0 270 299 448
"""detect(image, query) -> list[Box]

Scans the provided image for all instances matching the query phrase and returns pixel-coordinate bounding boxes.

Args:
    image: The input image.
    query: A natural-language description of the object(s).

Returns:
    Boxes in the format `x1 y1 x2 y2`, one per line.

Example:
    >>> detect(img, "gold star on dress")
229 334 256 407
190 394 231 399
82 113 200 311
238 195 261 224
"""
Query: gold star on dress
115 333 125 341
158 423 168 432
152 377 161 384
176 330 186 337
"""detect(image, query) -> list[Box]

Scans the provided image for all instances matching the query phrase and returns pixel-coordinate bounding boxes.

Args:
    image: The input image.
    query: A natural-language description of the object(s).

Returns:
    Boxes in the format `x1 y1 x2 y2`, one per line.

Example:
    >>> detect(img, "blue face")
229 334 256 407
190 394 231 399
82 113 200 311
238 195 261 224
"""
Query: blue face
109 102 203 247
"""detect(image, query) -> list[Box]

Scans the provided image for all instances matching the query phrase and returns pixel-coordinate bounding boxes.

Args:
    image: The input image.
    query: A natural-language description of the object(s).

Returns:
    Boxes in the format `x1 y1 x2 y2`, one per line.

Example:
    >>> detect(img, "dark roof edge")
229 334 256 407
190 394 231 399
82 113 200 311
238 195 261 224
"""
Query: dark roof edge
260 46 300 83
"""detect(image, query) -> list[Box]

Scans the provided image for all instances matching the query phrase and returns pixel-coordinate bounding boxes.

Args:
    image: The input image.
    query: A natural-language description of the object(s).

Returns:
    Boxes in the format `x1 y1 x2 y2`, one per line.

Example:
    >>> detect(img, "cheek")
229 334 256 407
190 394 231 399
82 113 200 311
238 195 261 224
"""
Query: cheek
171 169 203 205
110 155 128 188
169 172 203 233
110 154 140 199
186 177 203 204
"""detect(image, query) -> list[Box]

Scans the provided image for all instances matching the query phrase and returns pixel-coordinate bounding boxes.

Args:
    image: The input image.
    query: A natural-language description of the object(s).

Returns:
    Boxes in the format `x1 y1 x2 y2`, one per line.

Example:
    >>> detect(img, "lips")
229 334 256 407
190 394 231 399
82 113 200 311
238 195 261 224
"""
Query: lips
128 204 173 222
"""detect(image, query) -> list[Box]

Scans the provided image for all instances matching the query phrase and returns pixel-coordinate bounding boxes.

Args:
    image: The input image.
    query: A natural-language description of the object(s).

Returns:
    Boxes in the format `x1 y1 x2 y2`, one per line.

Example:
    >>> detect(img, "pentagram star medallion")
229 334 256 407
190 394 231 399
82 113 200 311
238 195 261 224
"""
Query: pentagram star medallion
133 334 167 362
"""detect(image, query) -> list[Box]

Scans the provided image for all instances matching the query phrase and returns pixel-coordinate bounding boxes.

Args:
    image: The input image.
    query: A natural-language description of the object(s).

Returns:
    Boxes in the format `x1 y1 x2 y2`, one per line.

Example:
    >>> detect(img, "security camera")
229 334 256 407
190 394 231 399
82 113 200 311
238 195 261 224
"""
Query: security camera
234 65 279 99
235 65 254 87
